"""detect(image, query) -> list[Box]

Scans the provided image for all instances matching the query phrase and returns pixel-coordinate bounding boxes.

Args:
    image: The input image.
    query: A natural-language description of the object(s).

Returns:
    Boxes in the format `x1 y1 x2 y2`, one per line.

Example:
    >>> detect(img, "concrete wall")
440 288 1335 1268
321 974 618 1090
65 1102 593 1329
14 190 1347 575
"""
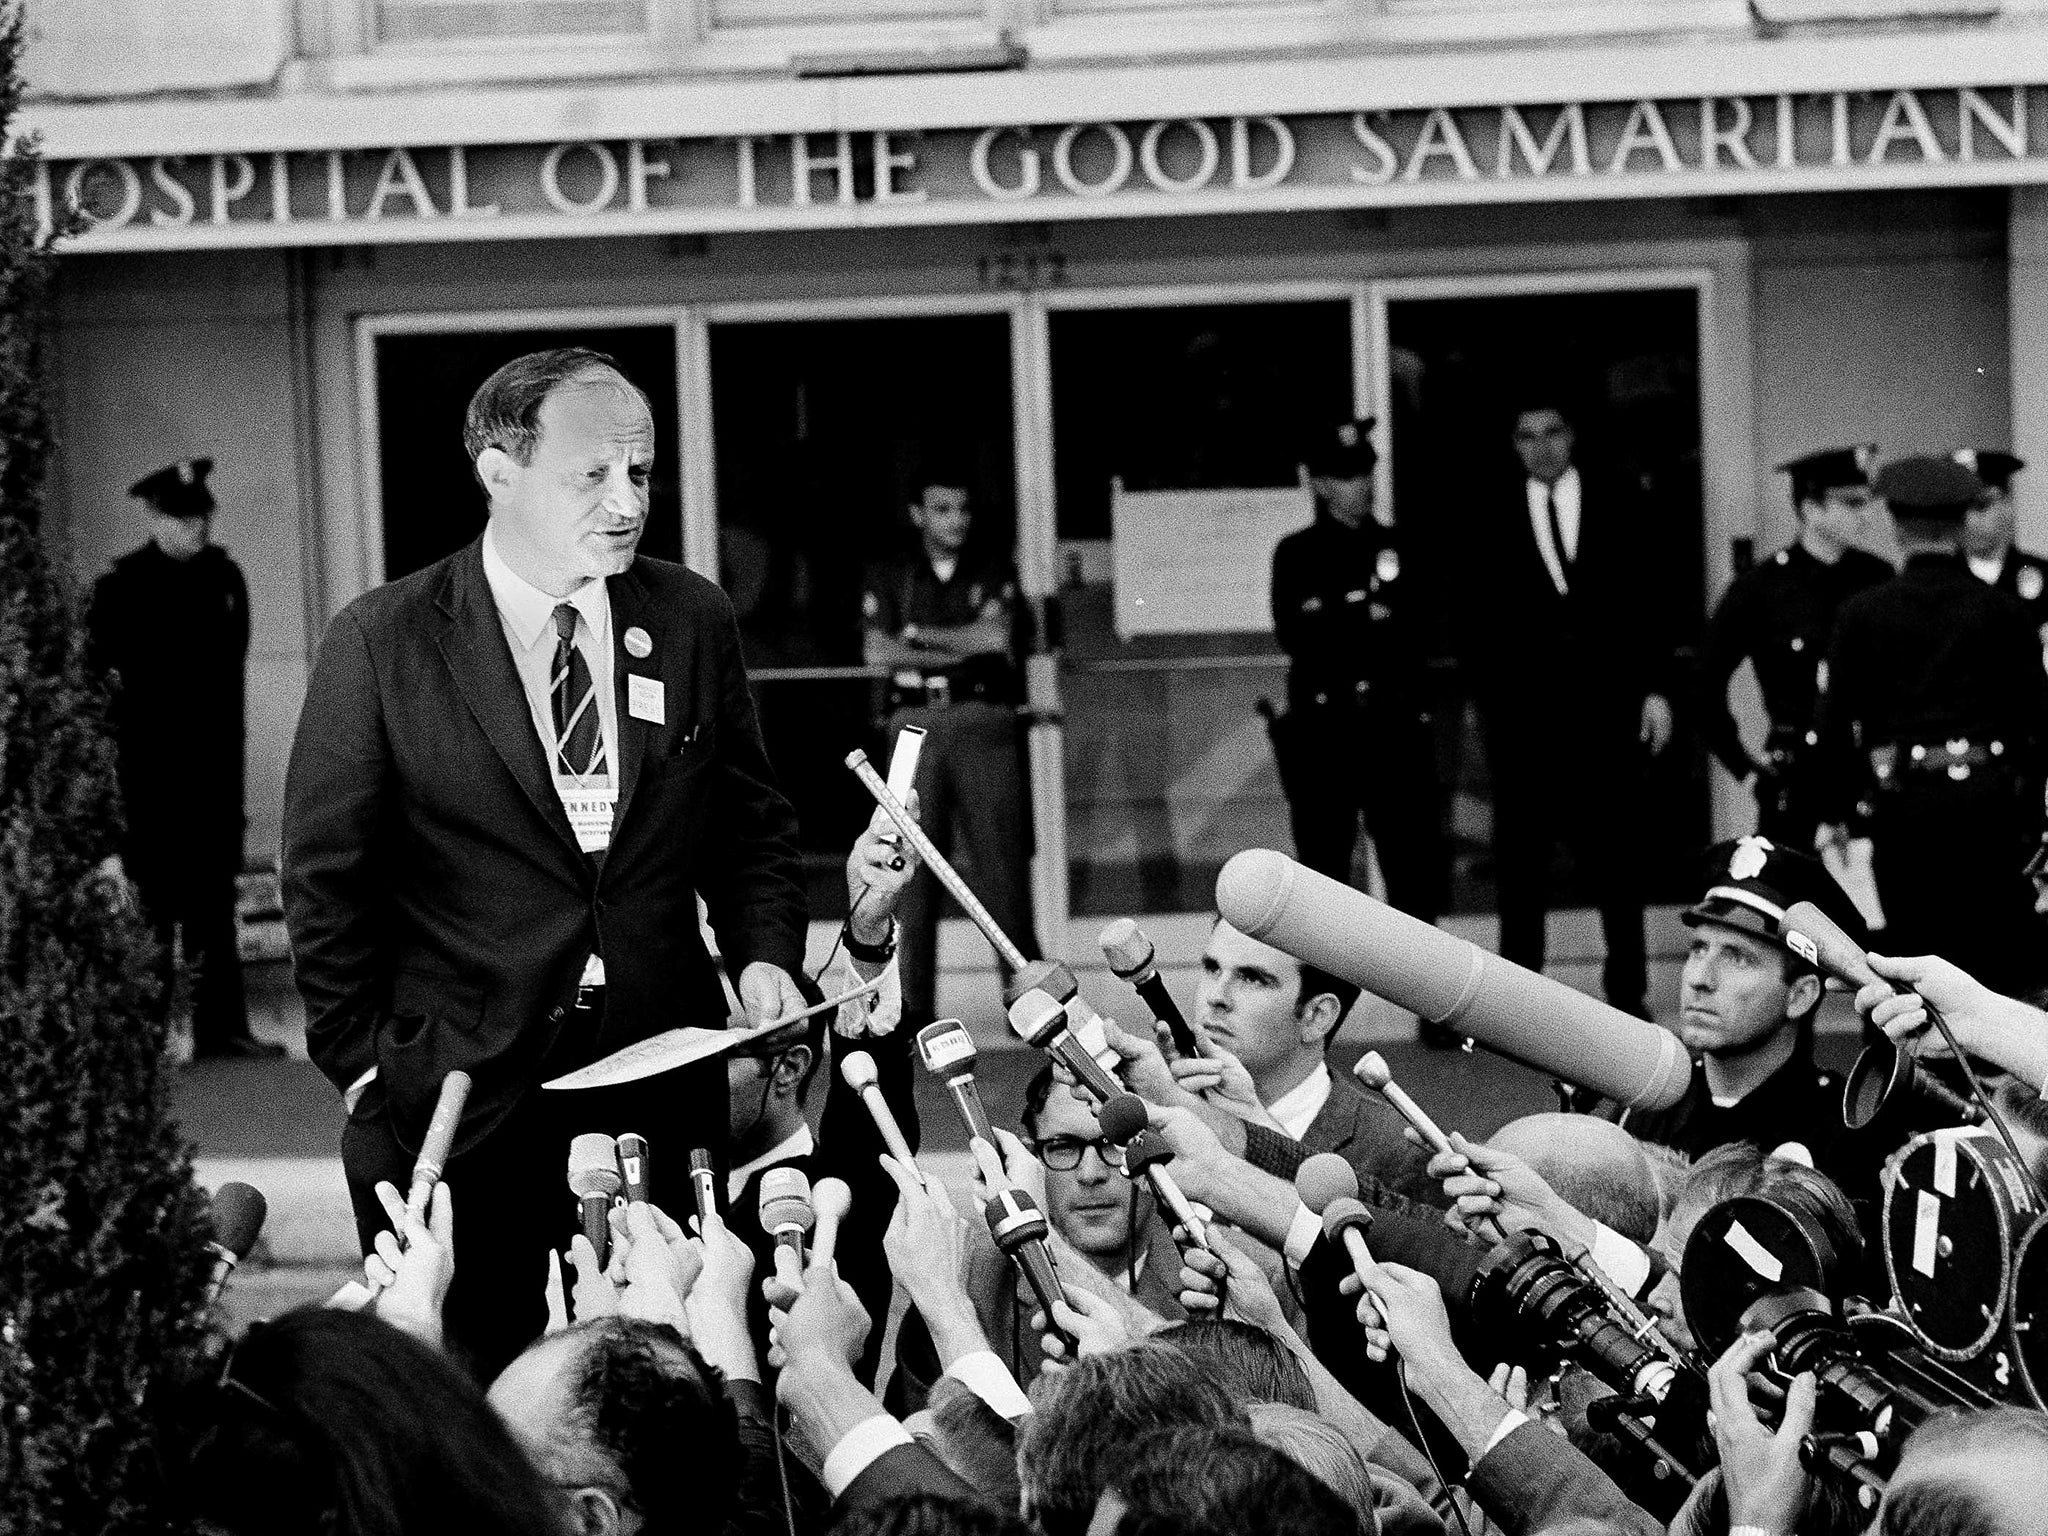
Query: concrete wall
49 248 312 871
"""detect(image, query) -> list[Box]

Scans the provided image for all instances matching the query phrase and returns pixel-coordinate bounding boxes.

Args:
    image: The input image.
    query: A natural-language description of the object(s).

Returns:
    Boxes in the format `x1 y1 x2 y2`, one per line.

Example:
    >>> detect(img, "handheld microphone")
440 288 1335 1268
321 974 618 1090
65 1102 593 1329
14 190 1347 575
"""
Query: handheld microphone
407 1070 472 1222
758 1166 815 1274
1002 958 1080 1010
1100 919 1200 1056
616 1133 651 1204
1218 851 1689 1110
917 1020 998 1149
1096 1093 1210 1251
985 1186 1075 1346
204 1182 269 1309
567 1133 622 1269
1007 988 1124 1105
811 1177 852 1273
1297 1152 1383 1313
840 1050 923 1184
1354 1052 1508 1244
688 1148 717 1228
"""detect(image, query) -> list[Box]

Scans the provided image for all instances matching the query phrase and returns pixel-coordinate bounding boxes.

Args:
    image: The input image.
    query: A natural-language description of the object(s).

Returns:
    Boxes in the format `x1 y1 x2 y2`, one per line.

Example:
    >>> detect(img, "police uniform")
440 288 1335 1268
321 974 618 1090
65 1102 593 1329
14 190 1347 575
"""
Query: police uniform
85 459 267 1056
1955 449 2048 651
1615 837 1851 1170
1816 455 2048 995
1267 419 1447 924
861 545 1038 1027
1698 447 1893 850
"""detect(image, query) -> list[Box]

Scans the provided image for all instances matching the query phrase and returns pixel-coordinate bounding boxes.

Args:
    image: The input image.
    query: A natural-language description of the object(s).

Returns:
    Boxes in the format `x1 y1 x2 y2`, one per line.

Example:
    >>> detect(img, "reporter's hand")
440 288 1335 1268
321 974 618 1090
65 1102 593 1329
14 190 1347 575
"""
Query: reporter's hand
566 1232 620 1321
738 961 806 1031
768 1256 871 1377
881 1153 971 1314
1343 1260 1457 1369
845 794 921 941
1427 1131 1589 1248
1639 693 1674 756
1710 1331 1816 1535
614 1202 700 1330
1206 1231 1289 1336
1860 952 2000 1051
687 1208 761 1384
1486 1362 1565 1436
1034 1289 1130 1365
970 1128 1048 1215
362 1179 453 1351
1169 1025 1283 1132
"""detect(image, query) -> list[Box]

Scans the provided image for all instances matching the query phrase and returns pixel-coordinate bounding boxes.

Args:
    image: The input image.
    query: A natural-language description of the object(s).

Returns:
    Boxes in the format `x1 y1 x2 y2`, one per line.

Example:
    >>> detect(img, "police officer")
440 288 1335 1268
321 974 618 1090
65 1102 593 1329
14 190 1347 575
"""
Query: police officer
861 468 1039 1028
1956 448 2048 640
1816 454 2048 995
1267 420 1448 1017
1698 446 1893 851
87 459 277 1058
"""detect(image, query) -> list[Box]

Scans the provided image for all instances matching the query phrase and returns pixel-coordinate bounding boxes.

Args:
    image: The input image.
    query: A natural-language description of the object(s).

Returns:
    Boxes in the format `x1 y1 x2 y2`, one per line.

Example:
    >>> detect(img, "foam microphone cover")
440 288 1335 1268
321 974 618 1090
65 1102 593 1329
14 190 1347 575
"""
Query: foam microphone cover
209 1182 268 1260
841 1050 880 1091
568 1133 623 1199
1217 850 1690 1110
759 1166 815 1235
1099 919 1155 978
1095 1092 1151 1145
1295 1152 1360 1215
1779 901 1882 991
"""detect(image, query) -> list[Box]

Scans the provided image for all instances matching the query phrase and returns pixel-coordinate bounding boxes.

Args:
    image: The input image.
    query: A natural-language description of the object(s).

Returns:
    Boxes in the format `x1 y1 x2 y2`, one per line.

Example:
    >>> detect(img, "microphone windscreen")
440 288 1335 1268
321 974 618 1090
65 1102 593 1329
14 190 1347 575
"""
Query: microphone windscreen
840 1050 880 1092
759 1166 814 1234
1099 918 1154 978
1004 959 1078 1008
1295 1152 1360 1215
1217 849 1689 1110
568 1132 623 1199
1321 1196 1374 1245
916 1020 978 1073
812 1176 852 1225
1779 900 1881 991
1096 1092 1150 1145
210 1182 268 1258
1006 989 1066 1048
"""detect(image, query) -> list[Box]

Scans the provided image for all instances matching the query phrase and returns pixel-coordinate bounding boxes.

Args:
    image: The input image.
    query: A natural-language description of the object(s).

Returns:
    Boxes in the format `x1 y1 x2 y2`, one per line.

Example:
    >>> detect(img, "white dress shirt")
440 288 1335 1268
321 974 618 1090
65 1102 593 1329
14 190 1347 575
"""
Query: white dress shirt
1524 466 1582 596
727 1124 815 1206
1267 1062 1333 1142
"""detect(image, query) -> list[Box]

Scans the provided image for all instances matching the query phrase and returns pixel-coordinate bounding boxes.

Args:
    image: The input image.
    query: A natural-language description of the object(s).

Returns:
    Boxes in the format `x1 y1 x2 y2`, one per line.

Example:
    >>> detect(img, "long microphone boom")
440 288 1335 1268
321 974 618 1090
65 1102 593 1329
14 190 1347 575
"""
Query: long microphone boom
1218 850 1689 1110
1100 919 1200 1056
568 1133 622 1269
205 1182 269 1309
917 1020 999 1149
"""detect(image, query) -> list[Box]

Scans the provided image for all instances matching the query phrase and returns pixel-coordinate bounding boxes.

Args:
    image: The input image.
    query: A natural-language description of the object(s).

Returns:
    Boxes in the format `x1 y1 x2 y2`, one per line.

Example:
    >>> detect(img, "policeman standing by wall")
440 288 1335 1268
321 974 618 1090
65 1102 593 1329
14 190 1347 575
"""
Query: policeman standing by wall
87 459 277 1058
1957 448 2048 644
1698 446 1893 850
1816 454 2048 995
1267 418 1448 1034
862 466 1039 1027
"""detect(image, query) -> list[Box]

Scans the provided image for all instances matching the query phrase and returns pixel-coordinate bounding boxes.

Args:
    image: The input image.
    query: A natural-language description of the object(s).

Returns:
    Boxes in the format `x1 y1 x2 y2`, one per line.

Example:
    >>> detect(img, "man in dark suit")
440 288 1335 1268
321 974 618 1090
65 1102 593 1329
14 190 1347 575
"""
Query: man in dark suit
1462 397 1675 1018
283 348 809 1377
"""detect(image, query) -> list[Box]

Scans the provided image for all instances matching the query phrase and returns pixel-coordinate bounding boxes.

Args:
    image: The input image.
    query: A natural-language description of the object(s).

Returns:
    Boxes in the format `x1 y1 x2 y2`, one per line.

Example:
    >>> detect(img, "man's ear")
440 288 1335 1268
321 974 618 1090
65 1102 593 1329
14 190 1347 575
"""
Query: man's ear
1297 992 1343 1049
771 1043 814 1097
476 445 519 503
564 1487 623 1536
1788 971 1824 1023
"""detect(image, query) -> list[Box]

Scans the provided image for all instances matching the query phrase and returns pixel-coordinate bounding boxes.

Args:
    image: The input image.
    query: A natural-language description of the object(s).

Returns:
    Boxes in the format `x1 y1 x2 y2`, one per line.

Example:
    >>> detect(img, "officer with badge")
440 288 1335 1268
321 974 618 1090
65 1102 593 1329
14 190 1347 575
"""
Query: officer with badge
1816 454 2048 995
1611 836 1858 1170
1698 446 1893 851
87 458 278 1058
1266 418 1448 1030
1957 448 2048 638
861 467 1038 1028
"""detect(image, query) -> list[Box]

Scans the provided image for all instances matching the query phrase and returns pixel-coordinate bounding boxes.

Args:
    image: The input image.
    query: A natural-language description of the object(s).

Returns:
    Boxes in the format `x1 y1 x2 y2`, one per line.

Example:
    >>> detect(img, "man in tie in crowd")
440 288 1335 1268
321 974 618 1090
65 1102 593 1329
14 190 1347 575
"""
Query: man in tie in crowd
87 457 277 1059
1698 446 1893 851
283 347 809 1377
1461 394 1675 1019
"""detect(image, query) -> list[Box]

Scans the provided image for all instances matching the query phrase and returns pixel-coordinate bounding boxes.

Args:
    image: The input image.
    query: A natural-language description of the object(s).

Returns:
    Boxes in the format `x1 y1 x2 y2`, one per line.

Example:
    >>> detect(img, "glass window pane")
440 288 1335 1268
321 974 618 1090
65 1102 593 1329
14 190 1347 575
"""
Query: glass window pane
376 0 647 44
710 0 979 24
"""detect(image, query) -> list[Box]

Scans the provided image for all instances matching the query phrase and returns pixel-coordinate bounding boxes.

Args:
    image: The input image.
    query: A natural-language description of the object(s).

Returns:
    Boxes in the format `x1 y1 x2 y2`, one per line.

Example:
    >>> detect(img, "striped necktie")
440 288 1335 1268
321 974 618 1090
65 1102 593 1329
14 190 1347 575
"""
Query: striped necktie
551 603 605 778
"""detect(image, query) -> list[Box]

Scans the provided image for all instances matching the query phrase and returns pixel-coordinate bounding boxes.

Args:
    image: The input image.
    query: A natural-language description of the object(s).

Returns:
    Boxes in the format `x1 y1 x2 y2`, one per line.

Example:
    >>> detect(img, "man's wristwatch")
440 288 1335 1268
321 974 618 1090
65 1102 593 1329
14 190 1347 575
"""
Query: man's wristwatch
843 921 897 964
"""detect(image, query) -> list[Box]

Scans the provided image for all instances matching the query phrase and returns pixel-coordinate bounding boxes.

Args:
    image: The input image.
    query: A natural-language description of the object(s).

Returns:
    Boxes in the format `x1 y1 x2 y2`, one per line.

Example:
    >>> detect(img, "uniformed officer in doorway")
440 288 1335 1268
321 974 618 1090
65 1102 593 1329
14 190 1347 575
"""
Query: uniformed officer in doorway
87 459 278 1058
1816 454 2048 995
1266 418 1449 1033
861 466 1039 1028
1698 446 1893 850
1956 448 2048 642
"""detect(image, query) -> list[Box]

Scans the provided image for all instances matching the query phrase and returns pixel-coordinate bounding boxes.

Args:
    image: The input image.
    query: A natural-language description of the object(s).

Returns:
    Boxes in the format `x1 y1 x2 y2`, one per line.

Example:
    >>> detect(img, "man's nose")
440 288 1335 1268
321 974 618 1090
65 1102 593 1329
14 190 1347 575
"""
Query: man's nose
1076 1148 1113 1182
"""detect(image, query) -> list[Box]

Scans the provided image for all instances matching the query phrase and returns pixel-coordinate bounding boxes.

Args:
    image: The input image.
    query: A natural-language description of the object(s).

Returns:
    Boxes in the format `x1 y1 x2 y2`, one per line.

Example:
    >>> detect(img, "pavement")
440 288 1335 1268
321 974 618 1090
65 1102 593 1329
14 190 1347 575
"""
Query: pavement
179 909 1863 1327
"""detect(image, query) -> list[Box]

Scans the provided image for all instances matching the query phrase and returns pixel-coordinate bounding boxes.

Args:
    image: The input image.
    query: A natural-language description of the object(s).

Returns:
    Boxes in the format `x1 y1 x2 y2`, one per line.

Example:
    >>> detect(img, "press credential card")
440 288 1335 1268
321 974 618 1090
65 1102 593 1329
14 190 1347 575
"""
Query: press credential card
627 674 665 724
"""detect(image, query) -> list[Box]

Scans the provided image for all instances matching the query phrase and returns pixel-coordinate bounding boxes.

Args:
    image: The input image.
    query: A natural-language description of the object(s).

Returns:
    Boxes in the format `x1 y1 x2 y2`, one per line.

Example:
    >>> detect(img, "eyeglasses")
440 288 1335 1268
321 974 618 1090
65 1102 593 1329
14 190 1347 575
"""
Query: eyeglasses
1031 1135 1126 1173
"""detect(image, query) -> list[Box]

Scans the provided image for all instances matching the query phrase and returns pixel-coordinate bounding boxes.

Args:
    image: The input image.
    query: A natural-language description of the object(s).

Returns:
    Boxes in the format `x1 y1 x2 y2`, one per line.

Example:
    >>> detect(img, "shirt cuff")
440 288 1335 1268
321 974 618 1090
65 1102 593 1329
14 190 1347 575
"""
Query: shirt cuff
1282 1202 1322 1268
830 951 901 1039
1589 1222 1652 1299
820 1414 915 1499
1481 1409 1529 1458
945 1349 1033 1421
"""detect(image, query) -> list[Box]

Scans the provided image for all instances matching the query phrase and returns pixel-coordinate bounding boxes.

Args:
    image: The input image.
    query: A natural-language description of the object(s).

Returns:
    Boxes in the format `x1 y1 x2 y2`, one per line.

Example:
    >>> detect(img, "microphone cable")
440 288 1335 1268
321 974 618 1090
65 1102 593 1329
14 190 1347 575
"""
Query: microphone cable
1395 1360 1475 1536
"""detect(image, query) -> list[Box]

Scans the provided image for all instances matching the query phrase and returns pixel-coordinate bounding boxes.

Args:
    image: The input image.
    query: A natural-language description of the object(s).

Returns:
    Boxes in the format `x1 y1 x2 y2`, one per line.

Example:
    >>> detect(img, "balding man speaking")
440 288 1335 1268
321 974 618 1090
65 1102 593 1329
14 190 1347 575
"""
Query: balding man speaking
283 348 807 1373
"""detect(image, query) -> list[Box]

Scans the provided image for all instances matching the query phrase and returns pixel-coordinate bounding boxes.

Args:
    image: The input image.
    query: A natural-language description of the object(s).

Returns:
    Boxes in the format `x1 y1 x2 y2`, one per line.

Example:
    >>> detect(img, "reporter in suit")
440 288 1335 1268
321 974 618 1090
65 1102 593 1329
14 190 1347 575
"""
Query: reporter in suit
1462 398 1675 1018
283 348 808 1376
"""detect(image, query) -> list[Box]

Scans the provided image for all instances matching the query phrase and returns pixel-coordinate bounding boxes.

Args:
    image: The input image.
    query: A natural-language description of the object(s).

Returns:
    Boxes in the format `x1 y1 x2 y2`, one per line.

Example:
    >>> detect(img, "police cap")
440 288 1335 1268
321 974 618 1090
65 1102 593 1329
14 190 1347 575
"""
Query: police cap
1952 448 2026 493
1874 454 1982 520
1775 445 1874 506
1683 835 1868 959
1301 417 1378 480
128 458 215 519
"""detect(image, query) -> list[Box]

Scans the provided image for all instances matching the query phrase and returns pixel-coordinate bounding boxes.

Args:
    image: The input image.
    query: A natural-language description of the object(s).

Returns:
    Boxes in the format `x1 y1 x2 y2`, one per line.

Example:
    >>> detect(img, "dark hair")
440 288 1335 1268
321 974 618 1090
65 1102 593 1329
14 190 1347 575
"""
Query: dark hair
1016 1343 1246 1536
829 1493 1034 1536
1881 1407 2048 1536
183 1308 563 1536
734 1015 826 1106
462 347 646 487
1110 1425 1366 1536
921 1380 1023 1509
1297 962 1361 1035
567 1318 739 1536
1675 1143 1864 1286
1244 1404 1380 1535
1021 1063 1058 1140
1155 1319 1315 1411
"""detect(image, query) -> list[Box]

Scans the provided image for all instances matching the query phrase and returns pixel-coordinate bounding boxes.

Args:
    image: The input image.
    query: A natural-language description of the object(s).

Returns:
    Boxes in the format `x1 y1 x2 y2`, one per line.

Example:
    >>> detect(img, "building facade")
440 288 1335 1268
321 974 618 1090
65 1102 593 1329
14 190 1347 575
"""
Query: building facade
29 0 2048 948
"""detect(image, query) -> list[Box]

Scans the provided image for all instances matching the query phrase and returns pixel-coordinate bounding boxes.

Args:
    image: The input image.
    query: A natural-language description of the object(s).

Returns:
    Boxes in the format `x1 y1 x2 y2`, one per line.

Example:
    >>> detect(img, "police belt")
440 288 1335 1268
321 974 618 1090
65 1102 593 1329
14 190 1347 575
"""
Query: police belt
885 658 1012 713
1869 736 2011 787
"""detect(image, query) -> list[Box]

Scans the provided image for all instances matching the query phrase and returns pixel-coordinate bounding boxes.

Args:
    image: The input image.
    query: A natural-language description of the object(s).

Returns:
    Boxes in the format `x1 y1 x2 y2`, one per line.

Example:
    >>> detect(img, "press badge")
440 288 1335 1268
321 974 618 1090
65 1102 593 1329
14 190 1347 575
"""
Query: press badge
558 774 617 853
627 674 665 724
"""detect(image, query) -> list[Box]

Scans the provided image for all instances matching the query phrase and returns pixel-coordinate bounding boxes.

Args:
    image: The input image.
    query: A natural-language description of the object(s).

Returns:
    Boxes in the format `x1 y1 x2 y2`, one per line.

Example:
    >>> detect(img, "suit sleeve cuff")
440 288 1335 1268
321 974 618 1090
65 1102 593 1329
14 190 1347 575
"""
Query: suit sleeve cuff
821 1414 915 1499
1480 1409 1529 1458
945 1349 1033 1421
1588 1222 1653 1299
1282 1202 1322 1268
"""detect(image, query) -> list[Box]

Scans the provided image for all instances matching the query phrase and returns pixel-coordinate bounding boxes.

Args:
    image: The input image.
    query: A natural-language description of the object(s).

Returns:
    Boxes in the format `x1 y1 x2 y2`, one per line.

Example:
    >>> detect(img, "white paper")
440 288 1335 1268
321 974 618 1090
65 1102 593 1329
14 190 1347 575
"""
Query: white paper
1109 483 1313 639
627 674 666 724
1722 1218 1785 1282
1913 1188 1942 1279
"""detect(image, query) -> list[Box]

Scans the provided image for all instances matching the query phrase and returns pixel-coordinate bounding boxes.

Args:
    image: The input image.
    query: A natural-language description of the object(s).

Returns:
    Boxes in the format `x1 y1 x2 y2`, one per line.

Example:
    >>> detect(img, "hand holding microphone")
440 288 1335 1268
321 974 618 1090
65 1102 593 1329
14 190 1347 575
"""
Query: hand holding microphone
568 1132 623 1272
1008 989 1125 1105
1100 918 1200 1056
917 1021 998 1148
1098 1092 1211 1254
758 1166 815 1289
407 1070 471 1226
1354 1052 1509 1246
1296 1153 1390 1357
203 1182 268 1310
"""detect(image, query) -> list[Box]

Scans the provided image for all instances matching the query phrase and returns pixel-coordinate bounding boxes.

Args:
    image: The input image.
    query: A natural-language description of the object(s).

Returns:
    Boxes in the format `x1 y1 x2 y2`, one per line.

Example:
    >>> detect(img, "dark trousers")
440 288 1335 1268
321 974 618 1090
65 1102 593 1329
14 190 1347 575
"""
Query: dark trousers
135 864 250 1051
1278 700 1448 923
340 1027 724 1383
891 700 1040 1026
1481 706 1649 1012
1871 774 2043 997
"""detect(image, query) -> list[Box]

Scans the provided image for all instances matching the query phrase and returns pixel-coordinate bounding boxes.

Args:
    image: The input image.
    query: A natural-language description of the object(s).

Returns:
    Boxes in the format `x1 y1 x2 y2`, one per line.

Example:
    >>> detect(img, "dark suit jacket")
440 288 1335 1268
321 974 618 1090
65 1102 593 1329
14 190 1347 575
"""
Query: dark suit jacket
1466 1419 1663 1536
1243 1069 1439 1212
835 1443 982 1514
282 538 807 1151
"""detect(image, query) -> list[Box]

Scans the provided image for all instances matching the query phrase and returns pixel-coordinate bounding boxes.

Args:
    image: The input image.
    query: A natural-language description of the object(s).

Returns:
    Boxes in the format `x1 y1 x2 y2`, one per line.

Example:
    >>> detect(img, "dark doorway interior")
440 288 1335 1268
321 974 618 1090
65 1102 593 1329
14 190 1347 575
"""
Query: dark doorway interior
1387 287 1709 911
374 326 682 582
707 312 1018 915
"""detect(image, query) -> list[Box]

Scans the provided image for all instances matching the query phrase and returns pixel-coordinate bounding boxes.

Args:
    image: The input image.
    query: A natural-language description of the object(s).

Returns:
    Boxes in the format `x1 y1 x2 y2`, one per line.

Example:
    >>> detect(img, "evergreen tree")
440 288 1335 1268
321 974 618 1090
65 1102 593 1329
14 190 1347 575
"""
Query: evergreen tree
0 1 216 1529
